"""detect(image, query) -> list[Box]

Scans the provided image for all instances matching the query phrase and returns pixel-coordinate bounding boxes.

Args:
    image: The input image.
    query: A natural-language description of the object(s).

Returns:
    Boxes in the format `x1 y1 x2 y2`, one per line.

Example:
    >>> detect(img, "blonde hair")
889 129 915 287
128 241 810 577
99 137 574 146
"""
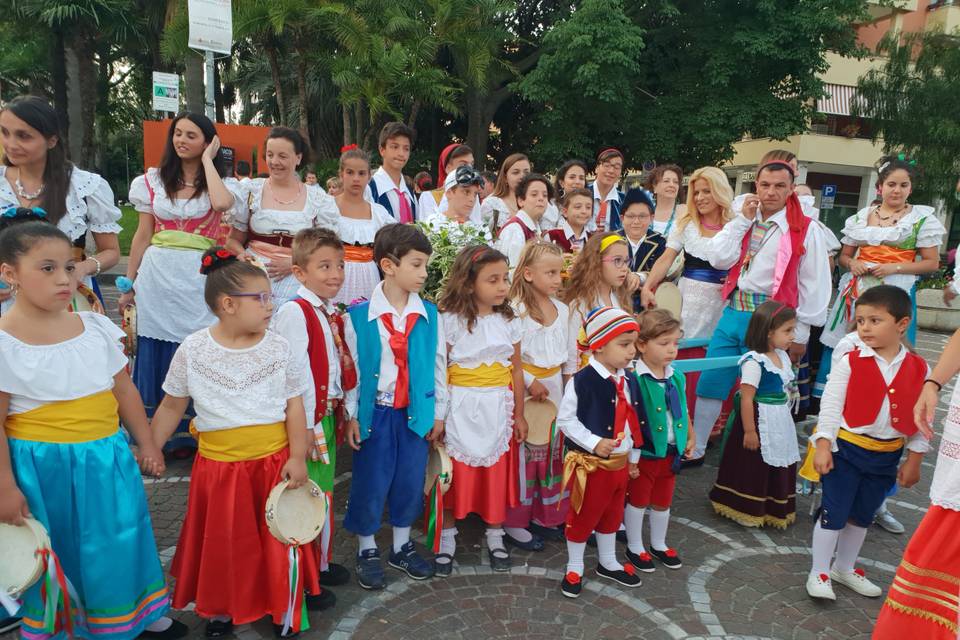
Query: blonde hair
677 166 734 234
510 240 564 326
561 232 631 314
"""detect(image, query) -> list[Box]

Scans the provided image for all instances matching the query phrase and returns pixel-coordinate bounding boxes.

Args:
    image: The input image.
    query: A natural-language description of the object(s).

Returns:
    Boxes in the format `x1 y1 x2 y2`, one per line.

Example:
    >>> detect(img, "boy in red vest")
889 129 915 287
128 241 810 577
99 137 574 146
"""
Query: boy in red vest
497 173 554 270
686 161 832 465
806 285 930 601
273 227 356 606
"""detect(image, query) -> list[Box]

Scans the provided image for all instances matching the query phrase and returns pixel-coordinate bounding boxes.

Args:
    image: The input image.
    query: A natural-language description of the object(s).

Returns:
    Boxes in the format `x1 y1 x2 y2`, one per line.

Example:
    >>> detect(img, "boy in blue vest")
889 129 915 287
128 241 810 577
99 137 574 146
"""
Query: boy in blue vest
273 227 356 607
342 223 447 589
557 306 646 598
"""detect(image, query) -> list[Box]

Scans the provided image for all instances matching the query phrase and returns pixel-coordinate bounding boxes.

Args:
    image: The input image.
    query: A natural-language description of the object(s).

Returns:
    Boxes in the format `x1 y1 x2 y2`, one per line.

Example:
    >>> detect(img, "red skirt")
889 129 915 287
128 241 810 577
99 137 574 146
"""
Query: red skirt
171 449 321 628
873 505 960 639
444 439 519 524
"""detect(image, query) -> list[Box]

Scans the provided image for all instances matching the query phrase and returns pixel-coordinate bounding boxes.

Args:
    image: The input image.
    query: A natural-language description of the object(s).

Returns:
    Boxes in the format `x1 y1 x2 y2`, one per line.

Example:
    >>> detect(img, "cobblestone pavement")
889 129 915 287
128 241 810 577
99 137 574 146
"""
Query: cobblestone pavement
3 295 954 639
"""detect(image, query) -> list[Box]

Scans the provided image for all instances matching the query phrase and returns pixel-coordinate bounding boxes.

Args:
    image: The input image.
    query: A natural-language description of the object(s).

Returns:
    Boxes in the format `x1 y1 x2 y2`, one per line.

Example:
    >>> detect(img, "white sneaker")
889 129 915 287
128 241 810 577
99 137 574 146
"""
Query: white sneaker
874 509 905 534
830 567 883 597
805 572 836 600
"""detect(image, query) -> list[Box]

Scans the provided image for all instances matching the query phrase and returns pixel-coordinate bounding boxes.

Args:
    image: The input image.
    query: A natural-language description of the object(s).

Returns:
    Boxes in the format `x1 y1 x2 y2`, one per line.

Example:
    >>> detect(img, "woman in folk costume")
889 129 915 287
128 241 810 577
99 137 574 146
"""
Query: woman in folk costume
873 327 960 639
480 153 531 233
151 249 322 639
502 241 573 550
646 164 686 238
121 113 241 454
0 217 185 640
225 127 339 309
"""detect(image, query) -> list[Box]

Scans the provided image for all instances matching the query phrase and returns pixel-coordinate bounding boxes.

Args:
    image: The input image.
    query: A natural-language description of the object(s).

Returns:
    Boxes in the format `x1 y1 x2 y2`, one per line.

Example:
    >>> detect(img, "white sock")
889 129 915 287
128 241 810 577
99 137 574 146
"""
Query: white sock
596 532 622 571
145 617 173 632
358 534 377 553
876 498 889 515
566 539 586 576
648 508 671 551
624 505 647 555
692 397 723 459
504 526 533 543
392 526 411 554
437 527 457 563
832 524 868 575
810 521 841 576
486 527 506 551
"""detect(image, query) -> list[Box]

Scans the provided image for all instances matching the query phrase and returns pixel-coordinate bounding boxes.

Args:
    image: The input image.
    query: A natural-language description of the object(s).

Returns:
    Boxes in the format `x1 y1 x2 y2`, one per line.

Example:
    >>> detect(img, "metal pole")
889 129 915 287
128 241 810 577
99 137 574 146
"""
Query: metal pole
204 50 215 120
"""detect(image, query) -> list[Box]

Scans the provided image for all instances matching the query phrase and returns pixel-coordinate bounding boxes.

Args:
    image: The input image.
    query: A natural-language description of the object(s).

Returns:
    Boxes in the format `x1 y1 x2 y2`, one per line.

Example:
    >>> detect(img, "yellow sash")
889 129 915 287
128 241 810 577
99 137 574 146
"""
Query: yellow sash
447 363 512 388
562 450 627 514
5 390 118 443
151 230 215 252
522 362 562 380
798 426 904 483
191 421 288 462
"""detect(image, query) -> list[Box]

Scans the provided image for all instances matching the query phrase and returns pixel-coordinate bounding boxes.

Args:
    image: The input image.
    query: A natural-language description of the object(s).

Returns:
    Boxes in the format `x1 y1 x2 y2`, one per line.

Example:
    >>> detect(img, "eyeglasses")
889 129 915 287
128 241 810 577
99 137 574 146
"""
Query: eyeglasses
601 162 623 172
602 257 629 268
621 213 649 222
228 291 272 306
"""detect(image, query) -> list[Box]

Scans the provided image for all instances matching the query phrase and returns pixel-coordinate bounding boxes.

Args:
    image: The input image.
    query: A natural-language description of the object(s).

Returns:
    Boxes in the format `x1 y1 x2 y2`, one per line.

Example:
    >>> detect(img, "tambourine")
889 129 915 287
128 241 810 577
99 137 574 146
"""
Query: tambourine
524 398 558 447
122 303 138 358
0 518 52 597
69 283 105 315
264 479 327 546
664 252 685 282
654 281 683 320
423 445 453 496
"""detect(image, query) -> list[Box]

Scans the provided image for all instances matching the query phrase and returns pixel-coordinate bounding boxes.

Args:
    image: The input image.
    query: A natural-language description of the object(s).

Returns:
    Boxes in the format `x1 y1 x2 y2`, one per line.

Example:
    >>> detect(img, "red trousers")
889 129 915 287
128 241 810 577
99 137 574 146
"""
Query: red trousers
565 465 628 542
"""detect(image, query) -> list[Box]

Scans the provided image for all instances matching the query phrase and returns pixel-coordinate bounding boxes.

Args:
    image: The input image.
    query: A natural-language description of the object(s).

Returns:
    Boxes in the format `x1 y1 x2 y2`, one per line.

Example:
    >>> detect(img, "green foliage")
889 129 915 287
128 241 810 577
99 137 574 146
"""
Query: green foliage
416 218 492 302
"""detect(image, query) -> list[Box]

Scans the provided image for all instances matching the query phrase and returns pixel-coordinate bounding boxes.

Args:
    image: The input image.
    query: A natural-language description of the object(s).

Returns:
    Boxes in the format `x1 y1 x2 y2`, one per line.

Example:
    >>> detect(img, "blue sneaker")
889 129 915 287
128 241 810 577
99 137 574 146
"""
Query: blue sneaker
356 548 385 590
388 541 435 580
0 617 21 634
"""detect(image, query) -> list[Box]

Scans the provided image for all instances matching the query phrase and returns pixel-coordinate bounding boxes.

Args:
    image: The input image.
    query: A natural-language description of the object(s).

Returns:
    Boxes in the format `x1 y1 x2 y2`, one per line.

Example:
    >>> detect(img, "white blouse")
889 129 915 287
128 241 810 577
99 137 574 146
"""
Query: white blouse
666 220 734 265
516 299 570 382
840 204 945 249
233 179 339 234
336 201 394 245
0 312 127 415
0 166 121 241
162 328 307 432
480 195 514 230
129 168 241 222
444 312 521 369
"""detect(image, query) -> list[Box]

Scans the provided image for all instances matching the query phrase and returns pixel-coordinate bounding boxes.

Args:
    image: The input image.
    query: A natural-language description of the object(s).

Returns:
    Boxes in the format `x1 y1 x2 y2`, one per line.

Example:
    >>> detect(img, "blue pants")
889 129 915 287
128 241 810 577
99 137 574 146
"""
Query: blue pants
344 405 429 536
819 437 901 530
696 306 752 399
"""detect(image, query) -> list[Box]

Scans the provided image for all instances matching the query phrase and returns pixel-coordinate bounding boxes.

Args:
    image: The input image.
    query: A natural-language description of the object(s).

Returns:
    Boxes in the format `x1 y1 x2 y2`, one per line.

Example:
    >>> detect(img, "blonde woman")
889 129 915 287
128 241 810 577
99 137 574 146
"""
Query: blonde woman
641 166 738 339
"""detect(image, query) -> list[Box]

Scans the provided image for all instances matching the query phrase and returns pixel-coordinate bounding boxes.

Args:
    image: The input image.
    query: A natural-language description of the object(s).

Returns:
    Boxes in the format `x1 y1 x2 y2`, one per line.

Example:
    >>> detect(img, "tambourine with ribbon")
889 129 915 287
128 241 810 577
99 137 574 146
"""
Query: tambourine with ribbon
422 445 453 553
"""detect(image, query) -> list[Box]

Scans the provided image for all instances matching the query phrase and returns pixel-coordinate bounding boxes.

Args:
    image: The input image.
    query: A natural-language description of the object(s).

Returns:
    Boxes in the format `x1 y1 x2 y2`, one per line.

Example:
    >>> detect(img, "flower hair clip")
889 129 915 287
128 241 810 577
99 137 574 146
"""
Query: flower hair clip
341 144 359 153
199 248 237 274
1 206 46 219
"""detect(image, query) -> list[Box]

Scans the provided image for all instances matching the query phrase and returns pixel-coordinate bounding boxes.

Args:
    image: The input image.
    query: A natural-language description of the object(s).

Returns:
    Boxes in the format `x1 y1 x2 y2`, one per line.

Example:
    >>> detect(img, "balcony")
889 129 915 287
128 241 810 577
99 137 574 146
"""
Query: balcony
866 0 919 21
927 1 960 32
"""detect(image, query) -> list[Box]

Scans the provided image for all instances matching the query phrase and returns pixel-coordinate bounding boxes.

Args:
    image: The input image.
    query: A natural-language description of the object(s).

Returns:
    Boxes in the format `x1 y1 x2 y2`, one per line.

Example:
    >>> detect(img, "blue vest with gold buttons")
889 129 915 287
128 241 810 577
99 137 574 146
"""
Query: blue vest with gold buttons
632 370 688 459
571 365 647 454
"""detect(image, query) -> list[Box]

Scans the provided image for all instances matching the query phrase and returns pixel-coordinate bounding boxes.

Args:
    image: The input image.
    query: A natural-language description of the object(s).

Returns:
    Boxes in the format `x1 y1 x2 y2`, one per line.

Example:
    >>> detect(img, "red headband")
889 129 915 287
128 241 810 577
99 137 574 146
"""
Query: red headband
597 147 622 161
341 143 358 153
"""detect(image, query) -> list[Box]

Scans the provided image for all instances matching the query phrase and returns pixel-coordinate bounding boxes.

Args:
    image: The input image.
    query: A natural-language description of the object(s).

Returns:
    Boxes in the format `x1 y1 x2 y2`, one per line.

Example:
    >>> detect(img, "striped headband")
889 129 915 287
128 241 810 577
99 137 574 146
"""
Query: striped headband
580 306 640 351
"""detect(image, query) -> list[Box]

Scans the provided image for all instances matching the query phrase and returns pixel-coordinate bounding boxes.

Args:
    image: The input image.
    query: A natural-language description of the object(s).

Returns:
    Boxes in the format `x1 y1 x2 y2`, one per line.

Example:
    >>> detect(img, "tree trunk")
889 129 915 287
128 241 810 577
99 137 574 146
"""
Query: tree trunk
184 52 204 114
465 85 488 169
214 60 225 123
295 51 311 149
342 103 352 146
354 101 365 150
70 33 98 168
264 40 287 125
407 100 421 129
51 29 69 150
64 44 83 163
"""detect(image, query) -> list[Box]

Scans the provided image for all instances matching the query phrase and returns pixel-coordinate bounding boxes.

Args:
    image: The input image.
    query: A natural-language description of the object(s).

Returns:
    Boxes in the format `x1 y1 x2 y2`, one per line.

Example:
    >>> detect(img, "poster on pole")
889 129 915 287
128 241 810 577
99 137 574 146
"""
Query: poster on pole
188 0 232 54
152 72 180 112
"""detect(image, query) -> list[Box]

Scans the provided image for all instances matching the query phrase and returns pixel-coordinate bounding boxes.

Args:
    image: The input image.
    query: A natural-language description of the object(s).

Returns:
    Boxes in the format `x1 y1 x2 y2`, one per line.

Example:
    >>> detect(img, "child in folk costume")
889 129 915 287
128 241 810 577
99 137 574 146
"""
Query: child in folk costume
709 301 801 529
804 285 928 602
626 310 695 572
502 241 573 550
0 217 185 640
618 188 666 313
562 232 633 375
436 246 525 574
341 224 446 589
874 328 960 639
151 248 322 638
544 187 592 254
558 307 645 598
273 228 356 591
496 173 554 270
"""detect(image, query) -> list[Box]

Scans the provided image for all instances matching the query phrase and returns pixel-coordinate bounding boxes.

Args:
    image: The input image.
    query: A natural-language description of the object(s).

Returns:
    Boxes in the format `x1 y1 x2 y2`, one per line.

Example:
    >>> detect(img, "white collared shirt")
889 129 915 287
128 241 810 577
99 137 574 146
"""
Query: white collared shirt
273 286 343 430
813 333 929 453
705 200 832 344
343 281 448 421
633 358 677 445
496 209 541 269
558 217 589 251
588 182 621 233
364 167 416 219
558 356 641 462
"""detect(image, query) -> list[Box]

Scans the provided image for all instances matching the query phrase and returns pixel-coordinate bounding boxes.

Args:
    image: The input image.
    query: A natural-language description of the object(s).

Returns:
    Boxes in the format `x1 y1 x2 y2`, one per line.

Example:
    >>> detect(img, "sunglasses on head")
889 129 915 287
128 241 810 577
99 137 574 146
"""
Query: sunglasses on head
453 165 483 187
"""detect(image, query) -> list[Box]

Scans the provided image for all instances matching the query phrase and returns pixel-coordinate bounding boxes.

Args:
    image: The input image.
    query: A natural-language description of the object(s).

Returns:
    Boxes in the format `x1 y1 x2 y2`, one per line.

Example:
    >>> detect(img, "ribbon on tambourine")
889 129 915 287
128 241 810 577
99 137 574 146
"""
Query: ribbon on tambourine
38 548 84 636
318 491 333 572
280 545 303 636
423 471 448 554
545 419 563 487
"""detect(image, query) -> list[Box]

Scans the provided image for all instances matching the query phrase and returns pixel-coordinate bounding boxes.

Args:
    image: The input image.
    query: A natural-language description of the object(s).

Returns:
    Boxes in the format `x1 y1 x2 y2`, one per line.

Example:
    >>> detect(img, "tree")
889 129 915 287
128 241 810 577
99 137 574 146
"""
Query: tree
854 31 960 203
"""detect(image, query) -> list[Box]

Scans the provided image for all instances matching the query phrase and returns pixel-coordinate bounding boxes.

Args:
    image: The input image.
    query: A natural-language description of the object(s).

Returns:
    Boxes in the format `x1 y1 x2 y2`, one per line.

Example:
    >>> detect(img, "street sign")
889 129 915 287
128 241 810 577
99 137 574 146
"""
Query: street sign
188 0 232 54
821 184 837 210
152 72 180 112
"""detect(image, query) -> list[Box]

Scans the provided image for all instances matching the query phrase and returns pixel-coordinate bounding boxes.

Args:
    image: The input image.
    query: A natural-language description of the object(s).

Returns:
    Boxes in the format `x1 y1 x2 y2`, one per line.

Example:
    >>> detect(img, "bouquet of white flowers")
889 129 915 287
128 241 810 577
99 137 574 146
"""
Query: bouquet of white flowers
416 218 493 301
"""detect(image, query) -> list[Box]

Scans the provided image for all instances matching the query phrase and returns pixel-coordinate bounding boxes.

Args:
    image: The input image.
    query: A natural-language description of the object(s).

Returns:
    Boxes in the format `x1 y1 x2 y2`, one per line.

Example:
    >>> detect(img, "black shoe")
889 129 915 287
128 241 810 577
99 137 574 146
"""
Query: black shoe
650 547 683 569
529 522 565 541
596 563 641 587
488 547 512 572
204 620 233 638
272 623 299 639
504 531 545 551
680 456 705 469
560 572 583 598
434 553 454 577
388 541 435 580
0 618 20 634
139 619 188 640
305 587 336 611
319 562 351 587
625 549 656 573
